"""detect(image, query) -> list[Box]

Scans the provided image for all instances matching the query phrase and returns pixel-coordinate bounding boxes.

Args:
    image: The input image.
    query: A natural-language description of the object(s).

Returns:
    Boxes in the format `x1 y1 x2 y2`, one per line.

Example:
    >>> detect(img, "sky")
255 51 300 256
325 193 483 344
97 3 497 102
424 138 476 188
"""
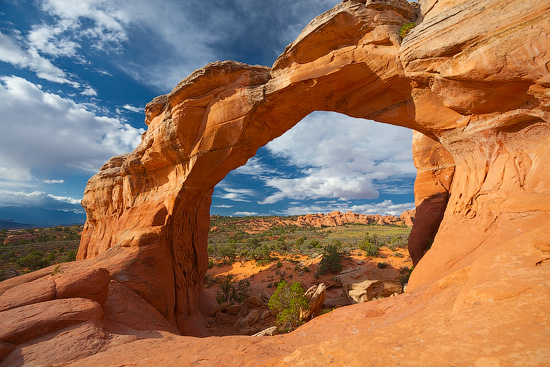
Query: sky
0 0 416 223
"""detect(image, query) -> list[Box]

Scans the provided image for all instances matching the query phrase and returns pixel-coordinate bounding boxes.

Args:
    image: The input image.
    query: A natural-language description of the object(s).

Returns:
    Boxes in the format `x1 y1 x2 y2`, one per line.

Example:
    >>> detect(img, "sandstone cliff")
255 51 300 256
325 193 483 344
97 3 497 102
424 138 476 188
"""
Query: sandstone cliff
0 0 549 365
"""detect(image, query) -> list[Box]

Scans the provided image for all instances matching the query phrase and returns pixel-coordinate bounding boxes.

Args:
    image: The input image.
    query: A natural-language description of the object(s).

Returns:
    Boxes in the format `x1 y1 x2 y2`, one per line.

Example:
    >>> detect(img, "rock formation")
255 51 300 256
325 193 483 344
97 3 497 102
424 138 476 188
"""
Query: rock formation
1 0 549 365
295 211 411 227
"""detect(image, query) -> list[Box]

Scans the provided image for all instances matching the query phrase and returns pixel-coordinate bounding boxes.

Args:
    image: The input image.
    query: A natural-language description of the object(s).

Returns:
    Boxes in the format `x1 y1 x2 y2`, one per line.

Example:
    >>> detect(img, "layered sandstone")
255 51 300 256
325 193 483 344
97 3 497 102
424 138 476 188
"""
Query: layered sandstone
1 0 549 365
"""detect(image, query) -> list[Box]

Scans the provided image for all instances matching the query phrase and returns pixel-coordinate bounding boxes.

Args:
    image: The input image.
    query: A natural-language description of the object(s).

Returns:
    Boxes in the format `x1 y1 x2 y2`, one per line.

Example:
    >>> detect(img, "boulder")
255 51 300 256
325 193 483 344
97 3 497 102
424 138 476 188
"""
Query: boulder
335 272 402 304
0 276 56 312
235 309 260 330
259 310 271 320
244 294 263 309
302 283 327 319
215 311 238 325
226 304 241 315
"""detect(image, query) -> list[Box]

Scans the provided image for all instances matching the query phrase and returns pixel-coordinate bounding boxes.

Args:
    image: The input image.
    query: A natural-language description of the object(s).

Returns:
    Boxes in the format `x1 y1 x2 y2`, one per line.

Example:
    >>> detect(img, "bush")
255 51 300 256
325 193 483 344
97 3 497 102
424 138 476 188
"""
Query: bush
399 22 416 38
219 242 237 262
268 280 308 332
18 250 50 270
215 274 250 304
252 244 272 261
63 250 77 262
318 243 343 275
360 233 381 257
377 262 388 269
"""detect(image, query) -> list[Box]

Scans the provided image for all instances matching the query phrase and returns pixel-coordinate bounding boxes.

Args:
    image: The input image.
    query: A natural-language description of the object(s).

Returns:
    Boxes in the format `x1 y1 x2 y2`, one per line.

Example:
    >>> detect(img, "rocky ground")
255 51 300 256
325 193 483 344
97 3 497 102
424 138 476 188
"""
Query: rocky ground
202 246 412 336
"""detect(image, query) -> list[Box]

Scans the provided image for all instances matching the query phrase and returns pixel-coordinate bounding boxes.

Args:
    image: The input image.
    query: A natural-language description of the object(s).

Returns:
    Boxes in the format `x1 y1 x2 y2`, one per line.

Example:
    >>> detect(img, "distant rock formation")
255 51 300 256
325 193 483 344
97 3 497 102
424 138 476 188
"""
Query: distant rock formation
296 211 410 227
1 0 549 365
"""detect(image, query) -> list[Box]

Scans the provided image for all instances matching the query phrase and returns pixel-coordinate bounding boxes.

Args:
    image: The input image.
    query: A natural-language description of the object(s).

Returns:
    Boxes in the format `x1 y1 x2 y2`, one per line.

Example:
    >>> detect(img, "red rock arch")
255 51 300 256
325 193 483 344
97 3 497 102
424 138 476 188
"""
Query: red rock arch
76 0 550 336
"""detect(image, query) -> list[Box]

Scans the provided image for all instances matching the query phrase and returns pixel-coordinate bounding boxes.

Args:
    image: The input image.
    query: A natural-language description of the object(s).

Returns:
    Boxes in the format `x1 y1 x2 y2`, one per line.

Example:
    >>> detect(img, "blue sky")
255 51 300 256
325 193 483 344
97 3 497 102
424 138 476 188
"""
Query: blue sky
0 0 416 223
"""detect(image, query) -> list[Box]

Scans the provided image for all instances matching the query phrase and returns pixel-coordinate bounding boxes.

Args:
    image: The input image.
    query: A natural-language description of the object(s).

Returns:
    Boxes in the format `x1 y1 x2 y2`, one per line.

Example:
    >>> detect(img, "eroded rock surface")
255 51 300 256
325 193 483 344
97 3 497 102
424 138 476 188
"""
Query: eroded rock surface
1 0 549 365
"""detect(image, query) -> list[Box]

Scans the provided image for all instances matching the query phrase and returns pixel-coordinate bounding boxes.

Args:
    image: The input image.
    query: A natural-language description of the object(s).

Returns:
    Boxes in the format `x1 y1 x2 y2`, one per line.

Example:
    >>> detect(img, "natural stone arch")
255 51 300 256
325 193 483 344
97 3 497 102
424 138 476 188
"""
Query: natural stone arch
76 0 550 336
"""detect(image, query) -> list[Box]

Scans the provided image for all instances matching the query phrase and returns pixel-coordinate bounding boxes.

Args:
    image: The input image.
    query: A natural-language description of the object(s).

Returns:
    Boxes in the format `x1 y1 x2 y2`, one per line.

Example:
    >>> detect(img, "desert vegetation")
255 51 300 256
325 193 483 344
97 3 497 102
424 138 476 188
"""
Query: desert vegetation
205 216 413 335
0 225 81 281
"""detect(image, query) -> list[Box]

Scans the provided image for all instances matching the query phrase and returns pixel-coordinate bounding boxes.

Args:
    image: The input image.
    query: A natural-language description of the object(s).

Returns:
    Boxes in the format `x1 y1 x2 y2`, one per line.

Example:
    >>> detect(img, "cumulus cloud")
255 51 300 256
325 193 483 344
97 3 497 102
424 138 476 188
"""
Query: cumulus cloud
0 75 144 174
259 112 415 204
38 0 129 52
281 200 415 217
0 189 81 209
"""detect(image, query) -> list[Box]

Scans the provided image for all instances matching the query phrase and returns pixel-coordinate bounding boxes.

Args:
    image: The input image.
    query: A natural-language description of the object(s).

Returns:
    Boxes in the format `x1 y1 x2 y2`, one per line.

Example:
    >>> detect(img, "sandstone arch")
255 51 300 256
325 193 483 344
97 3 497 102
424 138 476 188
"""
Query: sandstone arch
75 0 550 337
1 0 549 364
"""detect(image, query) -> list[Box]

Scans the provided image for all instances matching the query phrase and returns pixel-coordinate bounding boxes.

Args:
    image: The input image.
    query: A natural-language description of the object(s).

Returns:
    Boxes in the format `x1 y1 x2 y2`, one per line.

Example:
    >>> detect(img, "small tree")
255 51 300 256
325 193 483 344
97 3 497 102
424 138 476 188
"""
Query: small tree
360 233 381 257
268 280 308 332
318 242 343 275
215 274 250 304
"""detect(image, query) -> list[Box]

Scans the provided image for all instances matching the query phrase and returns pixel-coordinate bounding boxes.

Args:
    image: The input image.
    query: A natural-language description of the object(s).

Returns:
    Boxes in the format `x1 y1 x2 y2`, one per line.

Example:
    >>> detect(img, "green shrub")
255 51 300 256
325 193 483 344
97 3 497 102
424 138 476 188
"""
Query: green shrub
399 22 416 38
215 274 250 304
18 250 50 270
318 243 343 275
268 280 308 332
63 250 77 262
360 233 381 257
377 262 388 269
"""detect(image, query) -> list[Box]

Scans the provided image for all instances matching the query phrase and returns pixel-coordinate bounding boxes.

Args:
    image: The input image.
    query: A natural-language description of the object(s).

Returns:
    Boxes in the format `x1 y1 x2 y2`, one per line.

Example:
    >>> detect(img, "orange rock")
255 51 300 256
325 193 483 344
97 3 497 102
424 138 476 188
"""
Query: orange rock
102 280 178 334
2 0 549 364
0 275 56 312
54 267 110 305
0 298 103 345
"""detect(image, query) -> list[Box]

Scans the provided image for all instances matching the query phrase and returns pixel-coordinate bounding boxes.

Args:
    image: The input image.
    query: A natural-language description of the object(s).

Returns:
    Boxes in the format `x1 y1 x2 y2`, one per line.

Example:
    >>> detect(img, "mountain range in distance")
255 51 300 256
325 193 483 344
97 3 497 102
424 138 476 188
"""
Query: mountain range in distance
0 206 86 229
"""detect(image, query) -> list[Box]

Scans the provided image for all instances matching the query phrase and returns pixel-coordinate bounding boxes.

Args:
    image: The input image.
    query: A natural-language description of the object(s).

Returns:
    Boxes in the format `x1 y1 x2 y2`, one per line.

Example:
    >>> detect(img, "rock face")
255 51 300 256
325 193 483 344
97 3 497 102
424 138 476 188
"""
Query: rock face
2 0 550 365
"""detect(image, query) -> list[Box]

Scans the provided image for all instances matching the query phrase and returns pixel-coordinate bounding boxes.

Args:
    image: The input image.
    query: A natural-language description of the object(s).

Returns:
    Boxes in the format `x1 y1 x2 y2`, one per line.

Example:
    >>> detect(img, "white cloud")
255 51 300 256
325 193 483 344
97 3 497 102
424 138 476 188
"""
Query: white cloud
216 188 257 203
0 75 144 174
0 166 32 181
122 104 141 113
233 211 258 216
234 157 277 176
28 23 80 58
81 86 97 96
43 179 64 184
260 112 415 204
280 200 415 217
0 189 81 209
38 0 129 52
0 31 78 86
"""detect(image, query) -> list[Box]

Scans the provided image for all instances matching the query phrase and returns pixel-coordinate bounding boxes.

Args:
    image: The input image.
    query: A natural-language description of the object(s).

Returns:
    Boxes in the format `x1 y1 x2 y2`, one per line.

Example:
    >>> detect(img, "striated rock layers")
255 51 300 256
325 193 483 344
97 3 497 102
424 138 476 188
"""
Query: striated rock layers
1 0 549 365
